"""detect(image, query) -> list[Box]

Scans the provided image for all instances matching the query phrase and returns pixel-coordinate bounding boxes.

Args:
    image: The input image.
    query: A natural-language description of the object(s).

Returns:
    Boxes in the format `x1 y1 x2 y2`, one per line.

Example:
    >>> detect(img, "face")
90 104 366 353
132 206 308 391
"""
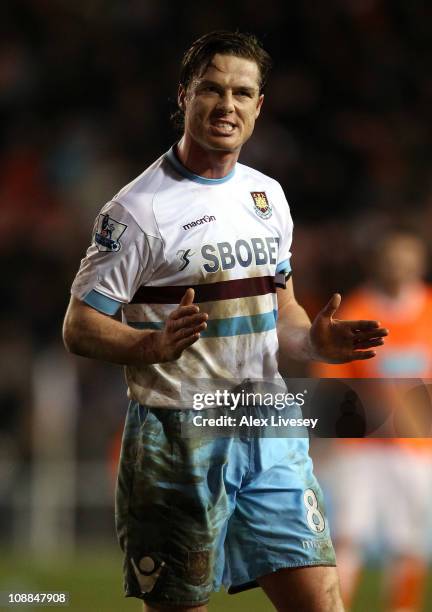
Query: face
178 53 264 153
374 234 427 289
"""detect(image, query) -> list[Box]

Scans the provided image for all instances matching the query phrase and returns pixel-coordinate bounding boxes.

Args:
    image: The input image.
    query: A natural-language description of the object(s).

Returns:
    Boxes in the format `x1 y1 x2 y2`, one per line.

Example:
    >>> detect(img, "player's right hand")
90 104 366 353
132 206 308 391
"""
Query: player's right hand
152 288 208 362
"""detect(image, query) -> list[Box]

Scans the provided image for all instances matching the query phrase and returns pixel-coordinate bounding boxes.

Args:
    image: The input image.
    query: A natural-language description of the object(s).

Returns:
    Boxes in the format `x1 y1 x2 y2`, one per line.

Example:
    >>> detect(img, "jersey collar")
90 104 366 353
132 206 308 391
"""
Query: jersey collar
164 145 236 185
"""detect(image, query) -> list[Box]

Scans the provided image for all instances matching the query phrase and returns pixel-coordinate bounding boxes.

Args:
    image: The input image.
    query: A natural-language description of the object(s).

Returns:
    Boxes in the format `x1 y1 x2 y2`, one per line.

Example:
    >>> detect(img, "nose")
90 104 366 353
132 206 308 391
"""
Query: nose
216 89 235 114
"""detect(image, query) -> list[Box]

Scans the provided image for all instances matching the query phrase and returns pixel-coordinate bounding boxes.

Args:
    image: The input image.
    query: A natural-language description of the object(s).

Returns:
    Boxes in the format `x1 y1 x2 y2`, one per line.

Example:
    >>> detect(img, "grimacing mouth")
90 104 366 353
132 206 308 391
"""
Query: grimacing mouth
209 118 238 129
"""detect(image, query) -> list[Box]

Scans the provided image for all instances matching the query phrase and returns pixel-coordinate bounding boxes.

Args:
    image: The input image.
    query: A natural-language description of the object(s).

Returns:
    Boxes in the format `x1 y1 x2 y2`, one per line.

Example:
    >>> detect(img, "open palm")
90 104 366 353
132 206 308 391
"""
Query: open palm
310 294 388 364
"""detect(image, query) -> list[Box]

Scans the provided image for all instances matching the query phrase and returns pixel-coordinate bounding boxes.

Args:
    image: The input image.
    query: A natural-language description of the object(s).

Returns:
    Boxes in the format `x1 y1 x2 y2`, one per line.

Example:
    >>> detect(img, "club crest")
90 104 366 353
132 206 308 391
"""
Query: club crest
186 550 210 586
251 191 272 219
94 213 127 252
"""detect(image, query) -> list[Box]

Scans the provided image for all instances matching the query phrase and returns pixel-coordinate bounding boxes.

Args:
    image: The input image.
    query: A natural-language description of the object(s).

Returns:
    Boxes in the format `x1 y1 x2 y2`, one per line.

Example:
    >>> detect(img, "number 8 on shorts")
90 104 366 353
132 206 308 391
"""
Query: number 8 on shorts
304 488 326 533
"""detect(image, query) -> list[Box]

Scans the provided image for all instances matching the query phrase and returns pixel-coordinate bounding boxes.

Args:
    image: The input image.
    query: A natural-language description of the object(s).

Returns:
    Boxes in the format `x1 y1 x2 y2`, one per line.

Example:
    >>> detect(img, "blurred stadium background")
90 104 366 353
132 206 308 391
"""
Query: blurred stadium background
1 1 432 610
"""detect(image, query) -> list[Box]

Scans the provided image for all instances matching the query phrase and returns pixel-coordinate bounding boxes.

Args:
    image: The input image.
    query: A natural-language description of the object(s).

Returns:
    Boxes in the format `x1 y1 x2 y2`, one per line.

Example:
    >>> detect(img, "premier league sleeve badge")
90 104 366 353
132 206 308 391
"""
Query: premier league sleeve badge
94 213 127 252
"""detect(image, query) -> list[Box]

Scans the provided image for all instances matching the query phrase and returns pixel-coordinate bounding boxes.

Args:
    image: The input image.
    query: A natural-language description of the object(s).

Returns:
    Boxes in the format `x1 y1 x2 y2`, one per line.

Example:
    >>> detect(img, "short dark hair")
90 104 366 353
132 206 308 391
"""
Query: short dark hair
172 30 272 130
180 30 272 93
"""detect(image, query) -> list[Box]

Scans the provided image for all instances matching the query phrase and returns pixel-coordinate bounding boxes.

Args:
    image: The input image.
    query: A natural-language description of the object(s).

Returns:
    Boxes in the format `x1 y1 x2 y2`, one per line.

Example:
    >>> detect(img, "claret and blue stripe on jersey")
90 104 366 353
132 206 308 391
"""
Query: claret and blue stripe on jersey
129 275 282 338
84 256 291 338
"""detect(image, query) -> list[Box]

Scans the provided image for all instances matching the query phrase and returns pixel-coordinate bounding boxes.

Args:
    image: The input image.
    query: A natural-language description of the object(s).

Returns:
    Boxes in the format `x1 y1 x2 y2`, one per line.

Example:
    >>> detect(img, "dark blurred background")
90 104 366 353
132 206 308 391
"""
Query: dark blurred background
1 1 432 609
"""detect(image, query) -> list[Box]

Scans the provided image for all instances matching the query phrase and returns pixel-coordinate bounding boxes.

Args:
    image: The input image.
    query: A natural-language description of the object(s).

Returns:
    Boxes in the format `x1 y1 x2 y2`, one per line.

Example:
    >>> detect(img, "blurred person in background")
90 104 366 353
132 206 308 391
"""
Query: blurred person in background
61 29 390 612
313 230 432 612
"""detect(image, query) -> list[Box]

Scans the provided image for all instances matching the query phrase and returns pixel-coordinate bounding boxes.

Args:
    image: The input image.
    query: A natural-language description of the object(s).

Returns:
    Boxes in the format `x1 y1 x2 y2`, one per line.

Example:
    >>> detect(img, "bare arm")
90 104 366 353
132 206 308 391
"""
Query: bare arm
276 279 314 362
277 278 388 364
63 289 208 366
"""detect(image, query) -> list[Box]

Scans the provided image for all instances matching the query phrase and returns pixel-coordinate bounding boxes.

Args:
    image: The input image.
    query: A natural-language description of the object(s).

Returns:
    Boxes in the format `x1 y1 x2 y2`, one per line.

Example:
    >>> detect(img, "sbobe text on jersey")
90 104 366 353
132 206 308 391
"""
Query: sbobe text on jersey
201 237 279 272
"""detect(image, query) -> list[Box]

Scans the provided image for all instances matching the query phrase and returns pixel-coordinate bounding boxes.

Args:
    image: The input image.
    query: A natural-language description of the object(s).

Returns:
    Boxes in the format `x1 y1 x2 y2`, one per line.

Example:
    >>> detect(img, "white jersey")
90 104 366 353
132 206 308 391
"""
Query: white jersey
71 146 293 408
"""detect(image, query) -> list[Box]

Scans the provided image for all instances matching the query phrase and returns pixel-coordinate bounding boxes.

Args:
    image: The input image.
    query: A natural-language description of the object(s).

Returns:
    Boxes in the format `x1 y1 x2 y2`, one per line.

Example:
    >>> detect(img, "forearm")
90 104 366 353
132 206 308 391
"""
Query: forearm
63 298 158 366
277 301 315 362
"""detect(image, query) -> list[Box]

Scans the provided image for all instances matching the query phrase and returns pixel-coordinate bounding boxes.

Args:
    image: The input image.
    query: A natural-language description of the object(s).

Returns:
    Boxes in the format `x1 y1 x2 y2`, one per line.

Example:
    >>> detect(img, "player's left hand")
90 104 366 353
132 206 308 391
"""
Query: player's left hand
310 293 389 363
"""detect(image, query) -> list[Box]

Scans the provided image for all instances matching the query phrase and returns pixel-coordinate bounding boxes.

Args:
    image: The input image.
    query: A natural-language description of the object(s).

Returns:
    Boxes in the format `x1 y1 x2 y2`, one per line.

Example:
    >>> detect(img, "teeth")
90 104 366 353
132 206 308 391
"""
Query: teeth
213 122 234 131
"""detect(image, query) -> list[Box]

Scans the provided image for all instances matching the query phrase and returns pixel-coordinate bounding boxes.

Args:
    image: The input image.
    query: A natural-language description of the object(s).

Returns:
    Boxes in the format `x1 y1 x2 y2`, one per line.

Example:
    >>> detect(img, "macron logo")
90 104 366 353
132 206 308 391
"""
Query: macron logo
183 215 216 231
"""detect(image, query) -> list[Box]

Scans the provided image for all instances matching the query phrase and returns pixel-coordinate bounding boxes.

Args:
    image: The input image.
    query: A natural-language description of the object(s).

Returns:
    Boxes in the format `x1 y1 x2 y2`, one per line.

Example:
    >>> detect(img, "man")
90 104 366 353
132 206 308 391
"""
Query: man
313 231 432 612
63 31 387 612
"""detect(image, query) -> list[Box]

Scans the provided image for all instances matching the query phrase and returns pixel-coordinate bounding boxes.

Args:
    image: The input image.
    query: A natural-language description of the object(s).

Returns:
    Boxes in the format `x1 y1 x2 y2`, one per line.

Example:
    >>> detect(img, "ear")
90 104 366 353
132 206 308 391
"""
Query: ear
178 84 186 112
255 94 264 119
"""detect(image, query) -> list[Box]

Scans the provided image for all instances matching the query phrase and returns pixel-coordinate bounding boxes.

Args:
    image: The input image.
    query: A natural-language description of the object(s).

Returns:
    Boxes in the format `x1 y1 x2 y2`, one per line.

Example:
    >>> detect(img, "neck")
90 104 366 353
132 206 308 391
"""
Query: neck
176 135 239 179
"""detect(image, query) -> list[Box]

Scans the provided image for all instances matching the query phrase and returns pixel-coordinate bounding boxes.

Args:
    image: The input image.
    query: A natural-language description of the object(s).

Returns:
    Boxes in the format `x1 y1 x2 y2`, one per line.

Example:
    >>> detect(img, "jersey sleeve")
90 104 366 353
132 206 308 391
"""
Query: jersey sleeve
71 200 153 315
274 183 293 288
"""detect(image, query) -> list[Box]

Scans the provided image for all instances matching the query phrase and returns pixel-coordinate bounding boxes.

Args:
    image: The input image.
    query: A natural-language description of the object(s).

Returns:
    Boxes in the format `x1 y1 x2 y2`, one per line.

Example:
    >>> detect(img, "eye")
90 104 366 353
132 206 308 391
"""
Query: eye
236 90 253 98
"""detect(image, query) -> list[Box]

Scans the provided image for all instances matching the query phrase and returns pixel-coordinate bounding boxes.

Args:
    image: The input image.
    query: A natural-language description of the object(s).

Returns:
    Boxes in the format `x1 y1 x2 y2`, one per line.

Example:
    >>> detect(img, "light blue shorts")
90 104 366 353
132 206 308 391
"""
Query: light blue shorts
116 402 335 607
